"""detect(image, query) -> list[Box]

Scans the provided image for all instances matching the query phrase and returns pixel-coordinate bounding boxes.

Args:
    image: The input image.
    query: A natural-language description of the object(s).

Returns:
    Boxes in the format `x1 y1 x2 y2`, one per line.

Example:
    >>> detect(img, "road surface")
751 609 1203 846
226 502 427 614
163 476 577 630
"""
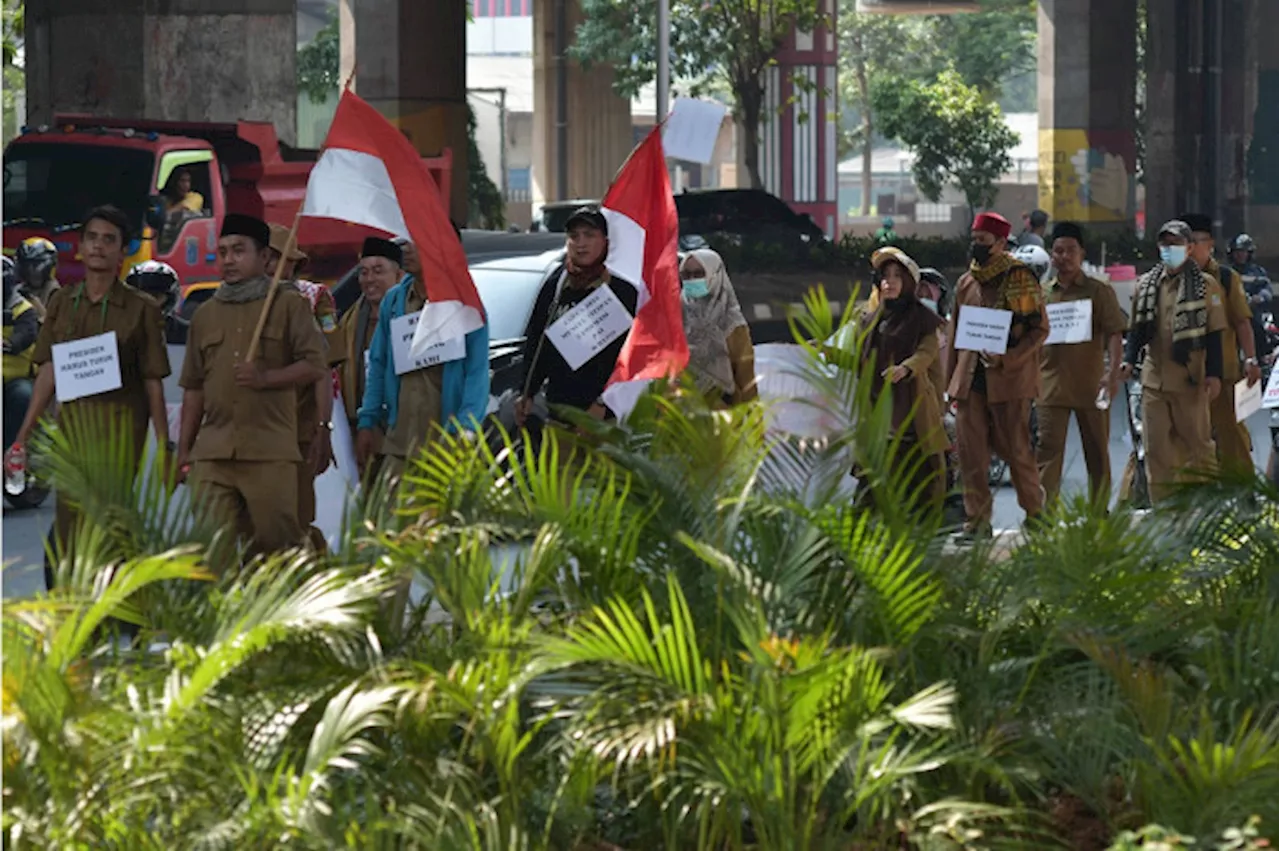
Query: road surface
4 344 1273 599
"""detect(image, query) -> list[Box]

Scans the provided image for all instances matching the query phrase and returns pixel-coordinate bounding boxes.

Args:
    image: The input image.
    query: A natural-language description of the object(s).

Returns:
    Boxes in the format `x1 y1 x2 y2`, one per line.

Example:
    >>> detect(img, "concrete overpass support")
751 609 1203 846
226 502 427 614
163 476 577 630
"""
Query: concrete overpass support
530 0 633 206
344 0 470 225
25 0 296 144
1036 0 1138 231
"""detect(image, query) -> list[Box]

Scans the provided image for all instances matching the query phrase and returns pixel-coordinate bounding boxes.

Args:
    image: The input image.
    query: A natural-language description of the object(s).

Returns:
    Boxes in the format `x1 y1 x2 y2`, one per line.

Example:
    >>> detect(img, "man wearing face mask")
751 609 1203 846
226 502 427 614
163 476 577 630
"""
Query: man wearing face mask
1119 221 1227 502
1181 212 1260 474
945 212 1049 538
1036 222 1128 506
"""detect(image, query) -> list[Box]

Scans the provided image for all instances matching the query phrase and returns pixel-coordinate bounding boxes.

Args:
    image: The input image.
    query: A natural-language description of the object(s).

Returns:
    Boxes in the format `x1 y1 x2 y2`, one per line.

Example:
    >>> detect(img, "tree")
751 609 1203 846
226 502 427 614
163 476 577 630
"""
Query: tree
837 9 929 216
872 68 1018 213
573 0 824 189
297 10 340 105
921 0 1037 102
2 0 24 146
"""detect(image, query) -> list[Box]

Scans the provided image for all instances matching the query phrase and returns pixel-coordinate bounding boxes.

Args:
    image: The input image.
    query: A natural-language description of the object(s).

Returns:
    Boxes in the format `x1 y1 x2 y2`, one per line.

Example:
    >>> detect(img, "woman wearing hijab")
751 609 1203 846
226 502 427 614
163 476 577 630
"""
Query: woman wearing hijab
679 249 757 405
855 247 948 511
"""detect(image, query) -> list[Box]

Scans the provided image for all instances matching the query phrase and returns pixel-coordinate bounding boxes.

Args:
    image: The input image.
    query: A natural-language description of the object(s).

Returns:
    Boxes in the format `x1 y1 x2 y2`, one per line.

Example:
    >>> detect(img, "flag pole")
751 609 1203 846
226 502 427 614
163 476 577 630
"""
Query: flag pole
246 210 302 363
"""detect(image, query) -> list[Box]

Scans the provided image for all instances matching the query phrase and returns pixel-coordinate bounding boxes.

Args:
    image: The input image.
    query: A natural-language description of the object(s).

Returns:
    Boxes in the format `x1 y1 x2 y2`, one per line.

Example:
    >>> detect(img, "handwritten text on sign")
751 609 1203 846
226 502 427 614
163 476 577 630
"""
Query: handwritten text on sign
547 285 634 371
1044 299 1094 345
1262 367 1280 410
52 331 123 402
954 305 1014 355
391 311 465 376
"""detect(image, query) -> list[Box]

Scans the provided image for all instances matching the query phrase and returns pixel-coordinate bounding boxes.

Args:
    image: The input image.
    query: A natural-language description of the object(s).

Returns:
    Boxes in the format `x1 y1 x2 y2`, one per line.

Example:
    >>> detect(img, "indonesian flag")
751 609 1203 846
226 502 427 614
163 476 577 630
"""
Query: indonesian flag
600 128 689 416
301 88 485 349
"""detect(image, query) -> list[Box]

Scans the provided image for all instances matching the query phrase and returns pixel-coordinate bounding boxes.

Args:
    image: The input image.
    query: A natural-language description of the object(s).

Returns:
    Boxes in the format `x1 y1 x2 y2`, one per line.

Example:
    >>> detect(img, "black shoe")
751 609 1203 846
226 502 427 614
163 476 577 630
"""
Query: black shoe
956 521 993 543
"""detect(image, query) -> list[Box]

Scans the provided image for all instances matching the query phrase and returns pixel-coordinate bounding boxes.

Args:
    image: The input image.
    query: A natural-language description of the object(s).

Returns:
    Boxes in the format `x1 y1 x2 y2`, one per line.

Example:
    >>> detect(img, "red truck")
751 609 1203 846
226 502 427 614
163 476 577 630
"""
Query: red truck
2 115 451 295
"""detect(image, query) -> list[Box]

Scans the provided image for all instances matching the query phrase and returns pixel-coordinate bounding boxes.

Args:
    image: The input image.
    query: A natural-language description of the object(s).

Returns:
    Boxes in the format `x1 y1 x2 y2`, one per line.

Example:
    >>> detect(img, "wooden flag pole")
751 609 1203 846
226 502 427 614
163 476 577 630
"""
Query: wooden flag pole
245 210 302 363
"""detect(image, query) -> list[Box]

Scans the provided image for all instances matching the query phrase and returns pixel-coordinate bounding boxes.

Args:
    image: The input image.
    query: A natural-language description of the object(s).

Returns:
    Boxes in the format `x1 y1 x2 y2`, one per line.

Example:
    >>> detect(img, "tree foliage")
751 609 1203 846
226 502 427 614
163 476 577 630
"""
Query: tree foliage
872 68 1019 212
296 10 341 105
573 0 825 189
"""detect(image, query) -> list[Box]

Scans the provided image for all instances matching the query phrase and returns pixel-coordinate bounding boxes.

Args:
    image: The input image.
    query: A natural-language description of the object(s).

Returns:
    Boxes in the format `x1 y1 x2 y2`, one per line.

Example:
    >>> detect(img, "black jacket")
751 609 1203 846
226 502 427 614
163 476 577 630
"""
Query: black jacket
519 268 638 413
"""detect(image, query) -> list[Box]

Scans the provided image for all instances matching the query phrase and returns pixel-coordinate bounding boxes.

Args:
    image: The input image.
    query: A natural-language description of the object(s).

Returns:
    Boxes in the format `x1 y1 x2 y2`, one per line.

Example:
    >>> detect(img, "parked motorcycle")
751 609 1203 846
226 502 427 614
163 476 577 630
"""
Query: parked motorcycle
2 256 50 510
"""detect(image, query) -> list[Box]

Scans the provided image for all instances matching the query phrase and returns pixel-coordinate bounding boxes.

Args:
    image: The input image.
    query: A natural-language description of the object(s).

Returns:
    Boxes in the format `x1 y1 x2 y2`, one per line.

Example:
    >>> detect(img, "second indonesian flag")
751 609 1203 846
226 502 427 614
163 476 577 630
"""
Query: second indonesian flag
300 88 485 351
600 127 689 416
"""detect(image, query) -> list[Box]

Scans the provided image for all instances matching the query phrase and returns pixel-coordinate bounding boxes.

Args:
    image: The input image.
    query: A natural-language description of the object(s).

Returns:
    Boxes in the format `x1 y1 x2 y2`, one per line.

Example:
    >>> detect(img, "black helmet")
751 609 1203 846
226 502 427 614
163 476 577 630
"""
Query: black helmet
1230 233 1255 254
126 260 180 314
14 237 57 288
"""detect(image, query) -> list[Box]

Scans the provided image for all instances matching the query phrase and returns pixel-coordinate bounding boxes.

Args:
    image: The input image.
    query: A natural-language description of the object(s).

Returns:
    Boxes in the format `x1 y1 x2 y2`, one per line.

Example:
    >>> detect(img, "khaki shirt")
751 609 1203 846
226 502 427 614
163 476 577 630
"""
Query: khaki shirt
1039 274 1128 408
179 284 327 462
1140 270 1228 393
31 279 170 450
293 284 341 441
945 268 1050 403
381 287 443 458
338 296 376 426
1206 259 1253 382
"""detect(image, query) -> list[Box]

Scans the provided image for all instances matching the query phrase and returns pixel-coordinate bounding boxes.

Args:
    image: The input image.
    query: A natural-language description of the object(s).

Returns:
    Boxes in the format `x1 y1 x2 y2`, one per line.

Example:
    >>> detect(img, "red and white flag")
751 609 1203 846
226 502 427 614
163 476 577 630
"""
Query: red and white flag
600 128 689 416
301 88 485 348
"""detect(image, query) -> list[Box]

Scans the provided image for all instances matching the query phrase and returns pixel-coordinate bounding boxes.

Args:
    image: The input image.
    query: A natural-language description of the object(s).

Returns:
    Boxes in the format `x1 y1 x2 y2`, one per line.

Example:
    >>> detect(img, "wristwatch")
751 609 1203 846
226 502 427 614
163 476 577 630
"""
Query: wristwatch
317 420 334 432
1245 357 1258 367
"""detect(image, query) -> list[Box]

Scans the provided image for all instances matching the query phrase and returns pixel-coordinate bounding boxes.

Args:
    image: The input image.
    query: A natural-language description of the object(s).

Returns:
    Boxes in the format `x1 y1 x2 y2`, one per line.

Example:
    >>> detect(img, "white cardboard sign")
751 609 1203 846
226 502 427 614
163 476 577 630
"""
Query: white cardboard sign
954 305 1014 355
1044 299 1094 345
547 285 634 371
52 331 123 402
662 98 729 165
1235 377 1263 422
390 311 465 376
1263 367 1280 410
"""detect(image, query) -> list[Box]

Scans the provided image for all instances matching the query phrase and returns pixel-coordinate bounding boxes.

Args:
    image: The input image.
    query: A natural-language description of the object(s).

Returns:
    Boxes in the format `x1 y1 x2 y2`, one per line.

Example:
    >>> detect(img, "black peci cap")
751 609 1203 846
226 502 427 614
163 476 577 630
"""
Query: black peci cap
565 205 608 236
1178 212 1214 236
361 236 403 266
220 213 271 249
1050 221 1086 248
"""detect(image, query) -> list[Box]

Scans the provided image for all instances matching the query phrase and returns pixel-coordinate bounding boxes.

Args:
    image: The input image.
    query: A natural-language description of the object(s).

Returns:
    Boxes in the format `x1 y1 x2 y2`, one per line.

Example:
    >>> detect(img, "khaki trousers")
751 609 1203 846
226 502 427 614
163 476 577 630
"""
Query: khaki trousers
192 459 303 563
1036 405 1112 506
1141 387 1216 503
956 393 1043 526
1209 388 1254 473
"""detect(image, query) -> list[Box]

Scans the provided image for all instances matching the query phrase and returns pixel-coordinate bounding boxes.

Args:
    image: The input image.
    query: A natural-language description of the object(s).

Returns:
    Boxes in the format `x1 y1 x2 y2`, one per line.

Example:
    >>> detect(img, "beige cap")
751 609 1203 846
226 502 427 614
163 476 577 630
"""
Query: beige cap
268 223 307 262
870 246 921 285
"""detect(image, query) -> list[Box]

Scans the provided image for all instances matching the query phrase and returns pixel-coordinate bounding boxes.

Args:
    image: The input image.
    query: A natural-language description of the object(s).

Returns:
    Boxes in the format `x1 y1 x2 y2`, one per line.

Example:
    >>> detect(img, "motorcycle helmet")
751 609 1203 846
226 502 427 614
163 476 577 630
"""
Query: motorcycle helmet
14 237 57 290
1230 233 1255 256
126 260 180 314
1012 244 1052 282
918 267 950 316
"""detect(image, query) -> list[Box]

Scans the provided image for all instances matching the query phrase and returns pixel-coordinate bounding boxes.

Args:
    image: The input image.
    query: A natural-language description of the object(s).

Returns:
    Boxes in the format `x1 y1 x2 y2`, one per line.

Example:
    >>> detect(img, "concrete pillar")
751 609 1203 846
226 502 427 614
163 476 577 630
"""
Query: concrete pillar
1243 0 1277 262
1036 0 1138 232
1143 0 1187 229
25 0 296 144
348 0 470 224
530 0 633 206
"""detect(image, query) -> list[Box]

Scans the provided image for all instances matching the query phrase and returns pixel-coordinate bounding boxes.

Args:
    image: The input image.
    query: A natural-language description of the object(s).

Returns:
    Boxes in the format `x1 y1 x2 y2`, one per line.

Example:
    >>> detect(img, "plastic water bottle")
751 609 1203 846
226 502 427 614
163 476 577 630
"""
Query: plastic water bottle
1095 386 1111 411
5 445 26 496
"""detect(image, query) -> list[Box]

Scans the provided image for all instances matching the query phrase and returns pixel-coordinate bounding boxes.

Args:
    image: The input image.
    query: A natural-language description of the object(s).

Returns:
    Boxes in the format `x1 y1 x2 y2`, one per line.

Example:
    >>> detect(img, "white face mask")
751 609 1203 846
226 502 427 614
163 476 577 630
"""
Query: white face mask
920 298 939 315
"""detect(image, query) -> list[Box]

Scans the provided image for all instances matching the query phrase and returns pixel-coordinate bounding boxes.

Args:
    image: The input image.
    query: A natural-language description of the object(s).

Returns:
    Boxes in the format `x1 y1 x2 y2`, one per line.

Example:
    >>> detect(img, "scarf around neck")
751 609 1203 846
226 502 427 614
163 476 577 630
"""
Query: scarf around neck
969 253 1043 318
214 274 271 304
1132 261 1208 365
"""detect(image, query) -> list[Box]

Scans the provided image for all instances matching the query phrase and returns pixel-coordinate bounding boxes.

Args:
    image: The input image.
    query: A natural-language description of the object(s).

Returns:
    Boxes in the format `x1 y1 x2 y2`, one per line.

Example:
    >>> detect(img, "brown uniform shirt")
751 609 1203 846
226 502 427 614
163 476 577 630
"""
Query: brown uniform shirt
1039 274 1128 409
1206 259 1253 383
31 279 170 449
945 268 1050 403
1140 270 1228 392
381 287 443 458
179 283 327 462
338 296 378 426
292 285 342 440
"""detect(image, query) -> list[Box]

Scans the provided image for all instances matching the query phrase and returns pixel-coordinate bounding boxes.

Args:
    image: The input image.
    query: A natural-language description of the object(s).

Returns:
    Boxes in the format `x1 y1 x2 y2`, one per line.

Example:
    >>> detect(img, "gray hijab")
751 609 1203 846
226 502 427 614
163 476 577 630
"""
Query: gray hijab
681 248 747 395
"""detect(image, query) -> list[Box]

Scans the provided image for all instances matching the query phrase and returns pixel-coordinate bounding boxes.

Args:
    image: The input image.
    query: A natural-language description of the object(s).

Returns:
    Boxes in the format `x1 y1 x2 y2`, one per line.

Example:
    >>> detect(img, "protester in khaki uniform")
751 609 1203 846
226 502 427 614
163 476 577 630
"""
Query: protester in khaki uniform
266 223 339 550
1036 222 1128 506
945 212 1049 538
1119 220 1227 503
339 238 404 461
11 205 171 565
177 214 327 558
855 247 948 512
1181 213 1262 473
